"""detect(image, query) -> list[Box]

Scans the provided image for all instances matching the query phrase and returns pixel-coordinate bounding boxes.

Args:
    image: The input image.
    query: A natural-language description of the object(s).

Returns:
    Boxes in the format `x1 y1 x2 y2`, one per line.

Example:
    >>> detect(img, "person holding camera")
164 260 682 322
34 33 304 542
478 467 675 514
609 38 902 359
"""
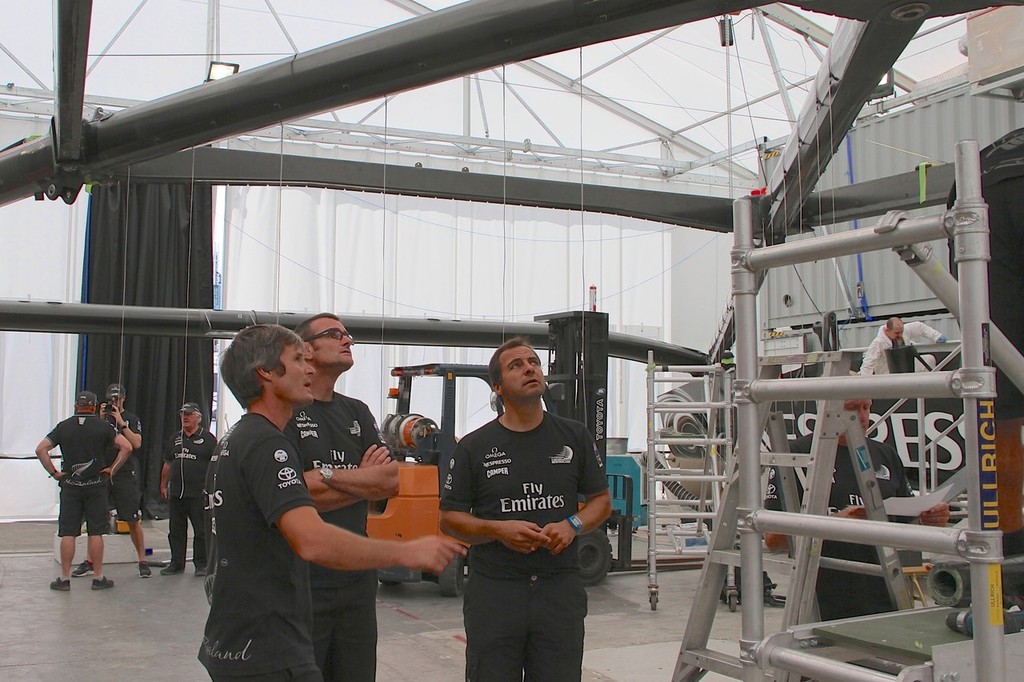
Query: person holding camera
72 383 151 579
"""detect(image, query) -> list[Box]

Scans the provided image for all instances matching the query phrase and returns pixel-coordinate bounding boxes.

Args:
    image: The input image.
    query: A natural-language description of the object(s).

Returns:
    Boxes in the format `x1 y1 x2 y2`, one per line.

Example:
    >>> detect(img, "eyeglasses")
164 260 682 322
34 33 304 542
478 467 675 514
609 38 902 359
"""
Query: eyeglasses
303 328 354 343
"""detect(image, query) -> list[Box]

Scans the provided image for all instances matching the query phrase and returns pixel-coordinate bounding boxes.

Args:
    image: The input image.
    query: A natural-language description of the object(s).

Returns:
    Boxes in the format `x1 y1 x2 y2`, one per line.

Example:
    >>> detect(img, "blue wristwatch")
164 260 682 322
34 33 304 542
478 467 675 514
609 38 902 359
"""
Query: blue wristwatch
566 514 583 534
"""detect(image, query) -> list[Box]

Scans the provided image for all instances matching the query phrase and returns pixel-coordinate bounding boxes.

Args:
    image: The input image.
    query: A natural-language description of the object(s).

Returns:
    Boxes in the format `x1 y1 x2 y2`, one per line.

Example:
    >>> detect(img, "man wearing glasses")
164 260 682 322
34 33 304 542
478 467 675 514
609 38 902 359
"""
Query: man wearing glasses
286 313 399 682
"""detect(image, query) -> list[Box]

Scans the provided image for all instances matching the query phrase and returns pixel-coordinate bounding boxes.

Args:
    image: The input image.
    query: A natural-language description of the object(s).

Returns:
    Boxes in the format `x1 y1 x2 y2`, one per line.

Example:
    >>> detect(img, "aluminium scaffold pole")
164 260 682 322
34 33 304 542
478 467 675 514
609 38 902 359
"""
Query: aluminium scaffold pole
731 195 765 682
948 139 1005 681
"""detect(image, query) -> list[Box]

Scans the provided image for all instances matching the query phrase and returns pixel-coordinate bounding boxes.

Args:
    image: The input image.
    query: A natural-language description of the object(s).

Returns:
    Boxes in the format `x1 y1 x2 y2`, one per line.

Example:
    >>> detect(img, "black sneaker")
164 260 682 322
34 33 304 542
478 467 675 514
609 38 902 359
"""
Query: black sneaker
91 577 114 590
50 577 70 591
194 566 207 577
138 561 152 578
160 564 184 576
71 560 93 577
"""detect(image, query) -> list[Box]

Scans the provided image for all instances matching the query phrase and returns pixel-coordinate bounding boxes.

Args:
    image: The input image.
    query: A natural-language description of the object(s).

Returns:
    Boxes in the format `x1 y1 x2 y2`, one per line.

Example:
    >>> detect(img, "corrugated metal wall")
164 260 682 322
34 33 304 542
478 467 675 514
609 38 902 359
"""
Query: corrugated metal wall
763 89 1024 333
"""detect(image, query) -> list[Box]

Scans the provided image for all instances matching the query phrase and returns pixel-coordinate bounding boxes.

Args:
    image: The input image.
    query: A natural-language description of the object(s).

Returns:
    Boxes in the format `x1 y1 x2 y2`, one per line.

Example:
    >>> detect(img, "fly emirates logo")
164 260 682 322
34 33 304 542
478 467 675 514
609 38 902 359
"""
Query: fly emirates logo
500 482 566 514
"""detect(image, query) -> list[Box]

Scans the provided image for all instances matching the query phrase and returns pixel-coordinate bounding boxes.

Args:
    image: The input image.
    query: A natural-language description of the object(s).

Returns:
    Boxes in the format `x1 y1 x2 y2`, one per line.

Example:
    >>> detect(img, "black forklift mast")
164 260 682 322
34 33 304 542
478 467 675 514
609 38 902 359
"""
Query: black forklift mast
536 311 610 463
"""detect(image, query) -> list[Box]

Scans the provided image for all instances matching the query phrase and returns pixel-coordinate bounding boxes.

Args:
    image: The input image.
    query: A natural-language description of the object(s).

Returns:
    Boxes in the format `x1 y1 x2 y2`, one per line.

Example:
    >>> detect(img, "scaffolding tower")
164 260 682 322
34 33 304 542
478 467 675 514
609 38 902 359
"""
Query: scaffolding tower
645 359 734 610
674 140 1013 681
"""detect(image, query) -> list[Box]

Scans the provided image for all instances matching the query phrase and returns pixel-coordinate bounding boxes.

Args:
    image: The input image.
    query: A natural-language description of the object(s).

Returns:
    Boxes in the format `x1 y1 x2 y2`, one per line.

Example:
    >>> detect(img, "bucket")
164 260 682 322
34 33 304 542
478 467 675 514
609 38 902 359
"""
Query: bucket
885 345 919 373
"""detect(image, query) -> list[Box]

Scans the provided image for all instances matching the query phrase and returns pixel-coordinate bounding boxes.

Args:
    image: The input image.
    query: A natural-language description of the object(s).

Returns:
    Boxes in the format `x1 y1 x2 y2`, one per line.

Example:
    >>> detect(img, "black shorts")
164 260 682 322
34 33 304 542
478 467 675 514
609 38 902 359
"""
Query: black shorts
58 482 110 537
109 463 140 522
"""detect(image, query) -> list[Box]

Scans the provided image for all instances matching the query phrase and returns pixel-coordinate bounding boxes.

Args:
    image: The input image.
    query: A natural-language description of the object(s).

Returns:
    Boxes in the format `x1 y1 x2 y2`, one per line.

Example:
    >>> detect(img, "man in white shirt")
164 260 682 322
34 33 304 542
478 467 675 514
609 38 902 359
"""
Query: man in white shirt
859 317 947 376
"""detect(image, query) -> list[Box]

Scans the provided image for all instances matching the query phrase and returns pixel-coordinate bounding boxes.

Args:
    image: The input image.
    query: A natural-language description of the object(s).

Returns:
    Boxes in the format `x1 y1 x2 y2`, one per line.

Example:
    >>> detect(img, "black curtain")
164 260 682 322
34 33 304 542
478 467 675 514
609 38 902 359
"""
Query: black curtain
80 182 214 519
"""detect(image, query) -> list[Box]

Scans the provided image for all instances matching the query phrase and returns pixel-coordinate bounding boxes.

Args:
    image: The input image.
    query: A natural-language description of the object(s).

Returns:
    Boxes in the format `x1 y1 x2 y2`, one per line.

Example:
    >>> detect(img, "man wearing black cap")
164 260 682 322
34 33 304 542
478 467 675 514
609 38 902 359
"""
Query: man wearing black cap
160 402 218 575
35 391 132 591
72 383 150 579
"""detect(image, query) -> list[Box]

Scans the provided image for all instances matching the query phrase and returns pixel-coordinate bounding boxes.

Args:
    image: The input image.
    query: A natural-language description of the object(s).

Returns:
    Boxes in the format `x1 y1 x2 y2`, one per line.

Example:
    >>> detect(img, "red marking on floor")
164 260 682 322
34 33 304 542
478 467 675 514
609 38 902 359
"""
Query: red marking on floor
453 634 467 643
394 608 419 620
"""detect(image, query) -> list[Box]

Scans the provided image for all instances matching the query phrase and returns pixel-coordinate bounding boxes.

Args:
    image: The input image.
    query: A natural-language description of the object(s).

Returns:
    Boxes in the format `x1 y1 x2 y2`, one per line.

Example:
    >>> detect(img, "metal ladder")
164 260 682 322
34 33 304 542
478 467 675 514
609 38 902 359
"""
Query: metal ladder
673 351 914 680
645 357 734 610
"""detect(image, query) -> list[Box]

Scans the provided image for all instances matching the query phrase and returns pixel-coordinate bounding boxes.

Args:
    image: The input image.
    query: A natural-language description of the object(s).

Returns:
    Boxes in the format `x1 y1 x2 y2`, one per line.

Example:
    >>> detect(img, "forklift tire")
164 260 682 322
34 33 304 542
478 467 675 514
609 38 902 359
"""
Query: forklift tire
439 554 465 597
577 530 612 586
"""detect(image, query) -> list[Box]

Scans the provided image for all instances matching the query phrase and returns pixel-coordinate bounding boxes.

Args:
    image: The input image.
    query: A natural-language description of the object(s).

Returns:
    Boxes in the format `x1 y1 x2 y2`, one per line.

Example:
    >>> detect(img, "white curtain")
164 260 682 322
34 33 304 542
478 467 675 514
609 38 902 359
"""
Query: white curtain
0 185 88 519
218 186 684 448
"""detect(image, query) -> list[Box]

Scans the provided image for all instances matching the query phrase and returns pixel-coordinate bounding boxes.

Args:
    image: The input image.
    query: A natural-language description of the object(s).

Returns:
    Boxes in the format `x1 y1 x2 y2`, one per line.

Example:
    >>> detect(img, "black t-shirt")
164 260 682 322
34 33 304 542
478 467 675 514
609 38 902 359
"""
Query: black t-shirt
199 413 316 677
440 413 608 579
104 409 142 479
285 393 385 589
164 427 218 499
47 413 117 486
764 434 913 620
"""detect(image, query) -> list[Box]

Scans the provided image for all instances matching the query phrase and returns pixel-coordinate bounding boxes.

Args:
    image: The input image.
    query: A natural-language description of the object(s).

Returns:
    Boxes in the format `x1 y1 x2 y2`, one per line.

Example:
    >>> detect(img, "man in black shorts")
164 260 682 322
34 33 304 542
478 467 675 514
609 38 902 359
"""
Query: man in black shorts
35 391 132 591
440 336 612 682
287 313 399 682
199 324 464 681
72 383 150 578
160 402 218 575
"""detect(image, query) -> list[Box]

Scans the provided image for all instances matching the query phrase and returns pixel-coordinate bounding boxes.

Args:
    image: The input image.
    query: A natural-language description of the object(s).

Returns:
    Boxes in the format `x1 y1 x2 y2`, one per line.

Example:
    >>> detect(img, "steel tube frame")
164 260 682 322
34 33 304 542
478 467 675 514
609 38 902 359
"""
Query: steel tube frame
751 509 960 556
731 196 764 682
726 140 1006 681
764 647 898 682
950 140 1004 681
746 372 961 402
744 213 948 272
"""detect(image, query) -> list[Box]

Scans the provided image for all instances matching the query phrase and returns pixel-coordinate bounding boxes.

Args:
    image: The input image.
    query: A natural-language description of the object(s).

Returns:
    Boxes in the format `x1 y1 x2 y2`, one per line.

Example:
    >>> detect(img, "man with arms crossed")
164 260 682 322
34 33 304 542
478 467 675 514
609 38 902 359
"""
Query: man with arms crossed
36 391 132 591
287 313 399 681
440 336 612 682
200 324 463 681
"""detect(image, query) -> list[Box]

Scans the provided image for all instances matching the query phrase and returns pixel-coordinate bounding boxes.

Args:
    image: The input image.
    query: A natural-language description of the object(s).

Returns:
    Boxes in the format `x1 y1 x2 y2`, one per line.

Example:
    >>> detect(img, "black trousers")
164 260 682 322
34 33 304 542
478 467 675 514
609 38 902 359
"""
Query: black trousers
463 571 587 682
310 572 379 682
167 495 206 569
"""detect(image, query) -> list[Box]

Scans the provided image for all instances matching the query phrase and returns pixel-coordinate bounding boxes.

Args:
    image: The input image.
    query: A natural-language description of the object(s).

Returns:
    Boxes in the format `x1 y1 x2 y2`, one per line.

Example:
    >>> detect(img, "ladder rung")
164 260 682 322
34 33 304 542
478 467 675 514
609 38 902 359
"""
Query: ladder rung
651 402 730 412
679 649 745 679
655 437 729 446
651 471 727 481
650 510 717 519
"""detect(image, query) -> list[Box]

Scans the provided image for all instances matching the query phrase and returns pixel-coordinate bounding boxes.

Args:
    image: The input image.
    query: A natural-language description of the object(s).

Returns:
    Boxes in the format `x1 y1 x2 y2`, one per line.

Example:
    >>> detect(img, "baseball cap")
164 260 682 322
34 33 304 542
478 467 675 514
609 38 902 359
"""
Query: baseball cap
180 402 202 415
106 383 126 399
75 391 98 410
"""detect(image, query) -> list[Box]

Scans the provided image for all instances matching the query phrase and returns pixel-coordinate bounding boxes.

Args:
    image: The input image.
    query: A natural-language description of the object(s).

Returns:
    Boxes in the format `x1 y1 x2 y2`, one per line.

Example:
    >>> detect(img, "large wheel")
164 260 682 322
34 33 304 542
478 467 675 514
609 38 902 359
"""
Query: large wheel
577 530 612 586
438 554 465 597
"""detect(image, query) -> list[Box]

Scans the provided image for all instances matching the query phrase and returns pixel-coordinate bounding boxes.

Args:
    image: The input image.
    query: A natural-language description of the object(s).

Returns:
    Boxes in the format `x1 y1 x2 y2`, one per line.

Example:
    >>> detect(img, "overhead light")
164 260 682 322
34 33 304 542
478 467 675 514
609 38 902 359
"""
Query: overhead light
206 61 240 82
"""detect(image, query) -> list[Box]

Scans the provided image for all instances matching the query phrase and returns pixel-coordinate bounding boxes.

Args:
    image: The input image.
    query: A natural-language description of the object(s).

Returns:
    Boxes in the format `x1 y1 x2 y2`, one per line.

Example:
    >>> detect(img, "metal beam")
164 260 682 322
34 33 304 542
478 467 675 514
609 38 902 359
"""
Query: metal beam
53 0 92 163
0 0 770 208
0 300 708 366
760 3 918 93
764 13 924 239
108 146 737 232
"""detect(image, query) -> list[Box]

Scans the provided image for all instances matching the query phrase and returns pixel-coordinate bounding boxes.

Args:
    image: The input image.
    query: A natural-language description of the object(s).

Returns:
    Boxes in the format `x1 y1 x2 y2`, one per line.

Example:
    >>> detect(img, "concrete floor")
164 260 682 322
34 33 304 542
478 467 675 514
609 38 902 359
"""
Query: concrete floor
0 520 785 681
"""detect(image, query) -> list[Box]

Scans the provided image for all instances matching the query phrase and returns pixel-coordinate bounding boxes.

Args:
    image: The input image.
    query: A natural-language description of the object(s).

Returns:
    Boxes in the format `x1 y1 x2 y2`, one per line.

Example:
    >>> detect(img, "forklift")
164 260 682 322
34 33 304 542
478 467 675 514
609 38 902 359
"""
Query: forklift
366 311 640 595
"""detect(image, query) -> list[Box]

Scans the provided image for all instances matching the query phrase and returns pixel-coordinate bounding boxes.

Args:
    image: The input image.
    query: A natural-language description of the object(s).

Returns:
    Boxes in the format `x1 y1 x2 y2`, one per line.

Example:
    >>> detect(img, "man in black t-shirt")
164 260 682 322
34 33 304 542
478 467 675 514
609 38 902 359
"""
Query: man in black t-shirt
199 324 463 681
763 399 950 620
35 391 132 591
440 337 612 682
286 313 398 682
73 383 150 579
160 402 218 575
